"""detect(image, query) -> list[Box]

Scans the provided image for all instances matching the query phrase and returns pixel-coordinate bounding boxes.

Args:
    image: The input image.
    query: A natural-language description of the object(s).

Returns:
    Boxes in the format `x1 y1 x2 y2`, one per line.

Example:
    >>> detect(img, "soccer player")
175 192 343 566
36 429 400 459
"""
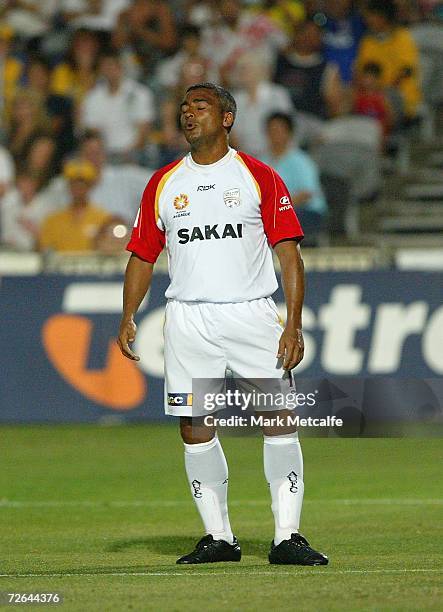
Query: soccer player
118 83 328 566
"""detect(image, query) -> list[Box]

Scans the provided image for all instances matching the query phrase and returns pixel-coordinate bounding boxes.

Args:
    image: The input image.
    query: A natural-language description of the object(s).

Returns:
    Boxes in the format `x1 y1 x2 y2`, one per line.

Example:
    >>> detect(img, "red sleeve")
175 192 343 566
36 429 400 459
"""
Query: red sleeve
237 152 304 247
126 160 180 263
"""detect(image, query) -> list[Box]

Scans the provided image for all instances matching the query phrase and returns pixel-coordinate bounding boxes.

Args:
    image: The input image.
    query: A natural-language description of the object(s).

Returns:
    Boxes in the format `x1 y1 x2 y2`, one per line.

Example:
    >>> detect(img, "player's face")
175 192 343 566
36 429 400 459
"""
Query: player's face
179 89 227 145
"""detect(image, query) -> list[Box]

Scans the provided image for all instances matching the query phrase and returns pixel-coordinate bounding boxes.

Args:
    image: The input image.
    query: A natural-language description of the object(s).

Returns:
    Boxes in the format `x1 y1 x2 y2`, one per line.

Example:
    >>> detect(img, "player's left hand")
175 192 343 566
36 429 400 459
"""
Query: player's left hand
277 327 304 370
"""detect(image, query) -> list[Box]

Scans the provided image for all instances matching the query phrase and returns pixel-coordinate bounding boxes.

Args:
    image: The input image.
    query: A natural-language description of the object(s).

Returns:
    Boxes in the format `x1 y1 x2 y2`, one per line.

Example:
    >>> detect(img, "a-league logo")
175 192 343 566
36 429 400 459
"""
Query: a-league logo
174 193 190 210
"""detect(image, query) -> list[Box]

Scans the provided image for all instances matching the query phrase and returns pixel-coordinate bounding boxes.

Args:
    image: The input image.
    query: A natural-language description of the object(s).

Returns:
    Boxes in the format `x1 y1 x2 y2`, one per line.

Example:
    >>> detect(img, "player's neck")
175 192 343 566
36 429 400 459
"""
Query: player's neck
190 139 230 165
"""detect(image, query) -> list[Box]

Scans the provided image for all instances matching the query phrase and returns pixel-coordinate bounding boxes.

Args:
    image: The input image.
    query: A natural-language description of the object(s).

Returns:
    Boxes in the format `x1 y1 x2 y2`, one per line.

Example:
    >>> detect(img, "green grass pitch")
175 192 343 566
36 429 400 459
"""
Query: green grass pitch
0 425 442 611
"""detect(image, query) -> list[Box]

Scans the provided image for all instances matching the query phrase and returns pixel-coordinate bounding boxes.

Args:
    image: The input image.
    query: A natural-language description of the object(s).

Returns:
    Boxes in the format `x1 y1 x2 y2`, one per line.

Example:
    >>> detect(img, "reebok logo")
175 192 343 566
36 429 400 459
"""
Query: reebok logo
197 184 215 191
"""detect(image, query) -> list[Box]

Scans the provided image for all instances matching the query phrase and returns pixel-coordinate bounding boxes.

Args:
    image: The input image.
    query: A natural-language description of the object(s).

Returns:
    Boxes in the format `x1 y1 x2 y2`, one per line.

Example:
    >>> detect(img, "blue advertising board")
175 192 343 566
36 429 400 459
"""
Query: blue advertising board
0 271 442 422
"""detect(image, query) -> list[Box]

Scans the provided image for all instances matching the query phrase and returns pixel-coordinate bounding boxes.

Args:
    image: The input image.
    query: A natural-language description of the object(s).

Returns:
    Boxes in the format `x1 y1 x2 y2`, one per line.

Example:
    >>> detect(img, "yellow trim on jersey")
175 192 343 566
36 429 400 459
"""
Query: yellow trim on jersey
235 153 261 200
154 160 184 223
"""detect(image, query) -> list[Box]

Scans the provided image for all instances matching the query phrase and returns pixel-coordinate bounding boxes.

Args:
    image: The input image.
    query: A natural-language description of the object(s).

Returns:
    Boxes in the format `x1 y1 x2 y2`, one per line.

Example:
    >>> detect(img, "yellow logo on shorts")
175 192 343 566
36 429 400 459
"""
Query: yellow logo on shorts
173 194 190 210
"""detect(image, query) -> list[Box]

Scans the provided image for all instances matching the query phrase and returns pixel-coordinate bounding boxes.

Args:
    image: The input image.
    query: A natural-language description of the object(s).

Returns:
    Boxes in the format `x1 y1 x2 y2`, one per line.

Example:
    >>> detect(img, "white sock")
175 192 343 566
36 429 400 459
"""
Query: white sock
184 436 234 544
264 432 304 545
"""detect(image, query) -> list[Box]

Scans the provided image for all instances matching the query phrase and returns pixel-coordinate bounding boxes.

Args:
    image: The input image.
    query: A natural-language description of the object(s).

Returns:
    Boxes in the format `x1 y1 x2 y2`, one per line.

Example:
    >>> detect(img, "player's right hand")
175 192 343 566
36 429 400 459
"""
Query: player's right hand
118 318 140 361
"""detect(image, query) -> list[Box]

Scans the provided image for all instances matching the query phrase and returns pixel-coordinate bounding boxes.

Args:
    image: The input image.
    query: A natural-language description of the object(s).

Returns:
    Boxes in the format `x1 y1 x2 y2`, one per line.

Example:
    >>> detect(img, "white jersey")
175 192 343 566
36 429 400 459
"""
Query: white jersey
127 148 303 302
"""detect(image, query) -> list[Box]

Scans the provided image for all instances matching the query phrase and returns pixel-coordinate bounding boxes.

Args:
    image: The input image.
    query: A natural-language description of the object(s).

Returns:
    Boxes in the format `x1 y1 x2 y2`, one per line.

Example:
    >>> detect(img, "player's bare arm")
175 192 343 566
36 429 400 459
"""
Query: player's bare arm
118 253 154 361
274 240 305 370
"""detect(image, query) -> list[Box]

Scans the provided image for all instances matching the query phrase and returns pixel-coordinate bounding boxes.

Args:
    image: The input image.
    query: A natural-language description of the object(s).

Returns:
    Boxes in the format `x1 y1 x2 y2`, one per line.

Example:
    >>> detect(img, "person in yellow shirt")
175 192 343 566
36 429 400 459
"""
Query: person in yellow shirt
356 0 421 119
39 160 110 253
50 29 101 107
258 1 305 38
0 23 23 122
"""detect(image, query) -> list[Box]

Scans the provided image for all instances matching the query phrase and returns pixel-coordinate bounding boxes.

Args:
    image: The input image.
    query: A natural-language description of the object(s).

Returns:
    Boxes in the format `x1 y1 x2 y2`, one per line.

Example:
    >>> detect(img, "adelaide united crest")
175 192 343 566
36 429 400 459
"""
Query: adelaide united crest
173 193 190 210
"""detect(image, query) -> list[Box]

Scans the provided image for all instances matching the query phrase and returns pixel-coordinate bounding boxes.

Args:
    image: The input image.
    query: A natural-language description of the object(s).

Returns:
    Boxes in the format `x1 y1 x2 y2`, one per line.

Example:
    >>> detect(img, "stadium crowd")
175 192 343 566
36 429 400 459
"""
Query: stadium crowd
0 0 441 252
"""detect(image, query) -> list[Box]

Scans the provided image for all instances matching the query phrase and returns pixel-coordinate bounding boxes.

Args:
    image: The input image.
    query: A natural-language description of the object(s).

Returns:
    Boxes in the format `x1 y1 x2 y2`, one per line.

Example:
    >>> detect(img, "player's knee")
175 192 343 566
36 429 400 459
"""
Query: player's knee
260 409 297 437
180 417 216 444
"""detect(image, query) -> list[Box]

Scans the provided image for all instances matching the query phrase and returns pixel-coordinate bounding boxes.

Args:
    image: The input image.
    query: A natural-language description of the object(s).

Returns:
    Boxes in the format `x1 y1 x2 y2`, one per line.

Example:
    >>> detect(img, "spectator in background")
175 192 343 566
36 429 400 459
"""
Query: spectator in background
22 133 57 184
156 24 217 91
201 0 287 87
352 62 393 142
79 130 151 221
81 50 154 163
50 28 102 110
48 130 151 223
26 56 75 158
356 0 421 121
112 0 177 81
158 26 216 165
273 18 343 141
183 0 216 28
262 112 327 238
6 90 51 165
232 51 294 158
0 24 23 125
258 0 305 38
59 0 131 32
322 0 366 85
0 145 15 201
1 170 44 250
39 159 110 252
0 0 57 47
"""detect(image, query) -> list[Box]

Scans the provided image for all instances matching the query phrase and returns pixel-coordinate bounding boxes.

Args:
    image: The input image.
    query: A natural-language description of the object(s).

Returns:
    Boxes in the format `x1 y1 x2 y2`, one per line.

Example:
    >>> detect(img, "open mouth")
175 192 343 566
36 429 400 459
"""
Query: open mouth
185 122 197 131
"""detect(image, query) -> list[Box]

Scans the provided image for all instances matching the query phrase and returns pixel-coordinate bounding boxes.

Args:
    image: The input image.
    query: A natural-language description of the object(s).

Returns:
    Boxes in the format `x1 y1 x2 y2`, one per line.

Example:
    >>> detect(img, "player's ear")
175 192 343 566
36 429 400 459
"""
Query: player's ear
223 112 234 130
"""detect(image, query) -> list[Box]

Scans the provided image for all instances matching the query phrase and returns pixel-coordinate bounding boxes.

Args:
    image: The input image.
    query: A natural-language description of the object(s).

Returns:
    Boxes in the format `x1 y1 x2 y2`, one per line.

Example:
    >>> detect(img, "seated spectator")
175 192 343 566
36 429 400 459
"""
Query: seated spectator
112 0 177 80
156 24 217 91
81 50 154 163
39 160 110 252
356 0 421 120
201 0 287 87
48 129 151 222
322 0 366 85
261 112 327 238
26 56 75 158
50 28 102 109
6 90 52 165
0 0 57 43
0 145 15 201
184 0 217 28
232 51 294 158
257 1 305 38
158 47 215 165
0 23 23 124
23 134 58 184
59 0 131 32
273 18 343 121
1 170 45 250
352 62 393 142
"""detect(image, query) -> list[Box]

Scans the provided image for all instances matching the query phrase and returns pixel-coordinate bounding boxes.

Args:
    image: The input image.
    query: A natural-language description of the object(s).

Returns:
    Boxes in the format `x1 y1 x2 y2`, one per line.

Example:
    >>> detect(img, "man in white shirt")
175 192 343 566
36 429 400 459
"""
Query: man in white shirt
118 82 328 567
233 51 294 158
81 50 154 162
0 145 14 201
45 130 152 223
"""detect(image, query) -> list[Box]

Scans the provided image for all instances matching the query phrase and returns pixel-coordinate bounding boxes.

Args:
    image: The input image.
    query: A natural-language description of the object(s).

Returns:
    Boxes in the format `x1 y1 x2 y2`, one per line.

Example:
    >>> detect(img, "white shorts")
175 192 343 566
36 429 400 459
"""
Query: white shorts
163 297 290 417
